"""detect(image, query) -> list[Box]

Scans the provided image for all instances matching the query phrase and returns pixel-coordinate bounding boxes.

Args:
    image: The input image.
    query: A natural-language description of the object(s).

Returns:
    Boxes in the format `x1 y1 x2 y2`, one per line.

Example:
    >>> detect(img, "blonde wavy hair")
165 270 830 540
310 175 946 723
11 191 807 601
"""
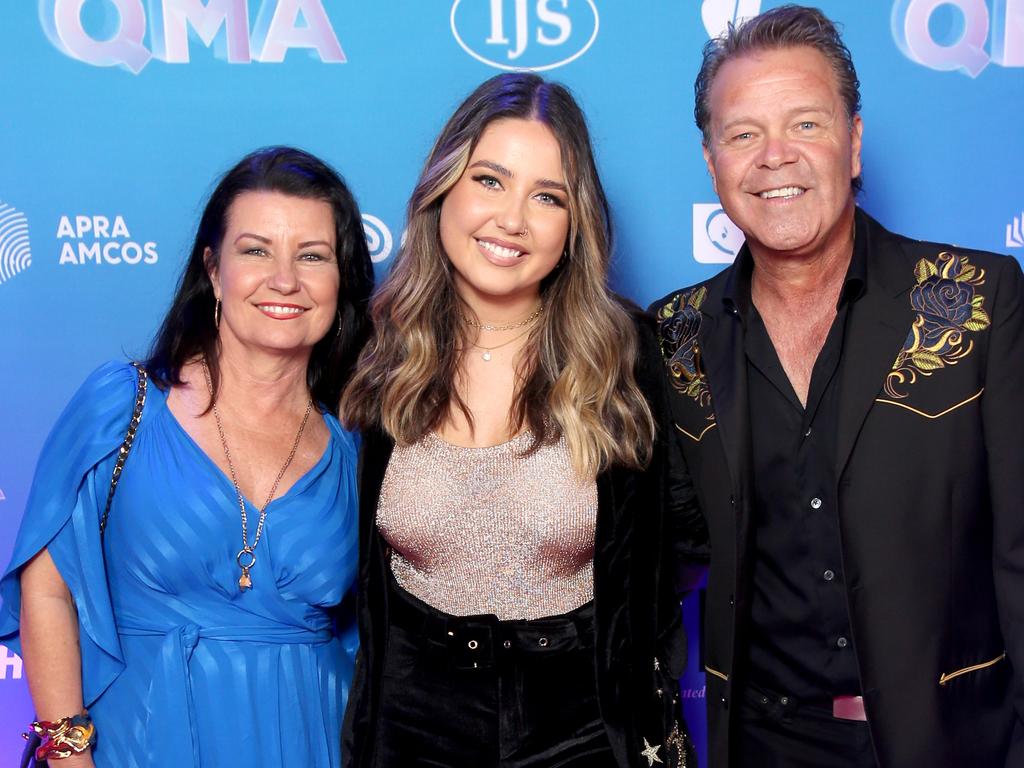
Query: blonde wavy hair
341 73 654 476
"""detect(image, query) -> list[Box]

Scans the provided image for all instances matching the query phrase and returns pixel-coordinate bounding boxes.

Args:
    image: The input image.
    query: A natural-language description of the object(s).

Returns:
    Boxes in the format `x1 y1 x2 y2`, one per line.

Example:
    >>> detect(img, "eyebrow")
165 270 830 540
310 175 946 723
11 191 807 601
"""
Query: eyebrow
234 233 335 252
468 160 568 193
719 105 831 130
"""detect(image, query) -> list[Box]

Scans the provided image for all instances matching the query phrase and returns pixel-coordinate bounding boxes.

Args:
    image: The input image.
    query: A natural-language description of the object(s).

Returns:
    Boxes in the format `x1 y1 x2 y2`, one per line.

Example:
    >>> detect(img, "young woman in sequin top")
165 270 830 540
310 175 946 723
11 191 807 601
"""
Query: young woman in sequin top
341 73 705 768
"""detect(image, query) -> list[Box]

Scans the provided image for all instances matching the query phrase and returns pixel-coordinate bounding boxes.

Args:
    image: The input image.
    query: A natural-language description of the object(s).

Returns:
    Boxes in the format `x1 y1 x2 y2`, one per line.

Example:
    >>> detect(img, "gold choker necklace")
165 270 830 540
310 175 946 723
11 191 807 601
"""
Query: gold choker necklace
462 304 543 332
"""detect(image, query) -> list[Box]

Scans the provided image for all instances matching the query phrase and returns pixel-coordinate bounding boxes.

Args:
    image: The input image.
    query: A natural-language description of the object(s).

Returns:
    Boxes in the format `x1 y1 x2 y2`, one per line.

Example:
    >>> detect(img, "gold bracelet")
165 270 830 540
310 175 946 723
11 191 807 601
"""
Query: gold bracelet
25 711 96 760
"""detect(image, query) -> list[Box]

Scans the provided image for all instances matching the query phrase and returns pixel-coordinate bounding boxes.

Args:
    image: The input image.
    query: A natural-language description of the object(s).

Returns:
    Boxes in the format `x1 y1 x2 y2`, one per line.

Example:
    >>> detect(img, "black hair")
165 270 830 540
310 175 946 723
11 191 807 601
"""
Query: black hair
146 146 374 411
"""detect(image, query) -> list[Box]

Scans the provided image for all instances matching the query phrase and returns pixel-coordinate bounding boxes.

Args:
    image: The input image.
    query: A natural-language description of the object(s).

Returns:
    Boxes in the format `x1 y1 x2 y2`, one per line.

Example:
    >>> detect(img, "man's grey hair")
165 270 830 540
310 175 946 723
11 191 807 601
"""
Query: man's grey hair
694 5 862 148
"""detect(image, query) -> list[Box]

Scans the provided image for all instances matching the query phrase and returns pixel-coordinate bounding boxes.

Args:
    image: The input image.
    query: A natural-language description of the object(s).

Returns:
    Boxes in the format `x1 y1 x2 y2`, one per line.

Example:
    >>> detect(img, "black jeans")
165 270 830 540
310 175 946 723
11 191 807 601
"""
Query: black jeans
736 682 877 768
374 579 617 767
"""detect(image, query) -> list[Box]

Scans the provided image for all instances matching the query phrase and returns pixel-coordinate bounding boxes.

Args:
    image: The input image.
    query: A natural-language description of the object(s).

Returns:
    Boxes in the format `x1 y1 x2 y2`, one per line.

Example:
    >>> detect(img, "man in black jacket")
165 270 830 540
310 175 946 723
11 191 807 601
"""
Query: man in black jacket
651 5 1024 767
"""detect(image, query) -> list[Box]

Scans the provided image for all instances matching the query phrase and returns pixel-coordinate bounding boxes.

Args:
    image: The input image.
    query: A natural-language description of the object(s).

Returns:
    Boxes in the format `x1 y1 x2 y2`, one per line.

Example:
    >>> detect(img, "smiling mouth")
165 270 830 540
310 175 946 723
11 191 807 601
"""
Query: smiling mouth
478 239 525 260
758 186 806 200
257 304 307 318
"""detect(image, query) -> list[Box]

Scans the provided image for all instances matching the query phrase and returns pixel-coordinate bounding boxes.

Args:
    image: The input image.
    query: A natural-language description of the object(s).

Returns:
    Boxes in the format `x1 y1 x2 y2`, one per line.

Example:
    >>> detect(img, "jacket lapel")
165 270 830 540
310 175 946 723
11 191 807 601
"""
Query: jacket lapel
699 281 751 500
834 212 917 477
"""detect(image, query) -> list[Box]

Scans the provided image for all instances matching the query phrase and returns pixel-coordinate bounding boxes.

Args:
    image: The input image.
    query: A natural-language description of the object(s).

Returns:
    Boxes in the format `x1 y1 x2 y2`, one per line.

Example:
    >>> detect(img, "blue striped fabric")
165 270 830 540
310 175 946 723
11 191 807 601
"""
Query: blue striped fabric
0 361 358 768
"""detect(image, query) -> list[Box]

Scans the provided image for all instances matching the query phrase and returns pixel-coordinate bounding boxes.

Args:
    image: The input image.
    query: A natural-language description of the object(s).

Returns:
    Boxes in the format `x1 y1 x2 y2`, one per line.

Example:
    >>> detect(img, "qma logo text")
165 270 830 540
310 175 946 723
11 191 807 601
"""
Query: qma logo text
892 0 1023 77
40 0 345 74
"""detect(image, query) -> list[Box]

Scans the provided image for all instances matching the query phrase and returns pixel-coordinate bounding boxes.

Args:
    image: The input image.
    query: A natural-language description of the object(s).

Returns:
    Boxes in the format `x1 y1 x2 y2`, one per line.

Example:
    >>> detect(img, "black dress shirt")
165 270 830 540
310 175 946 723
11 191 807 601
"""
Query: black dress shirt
725 222 867 701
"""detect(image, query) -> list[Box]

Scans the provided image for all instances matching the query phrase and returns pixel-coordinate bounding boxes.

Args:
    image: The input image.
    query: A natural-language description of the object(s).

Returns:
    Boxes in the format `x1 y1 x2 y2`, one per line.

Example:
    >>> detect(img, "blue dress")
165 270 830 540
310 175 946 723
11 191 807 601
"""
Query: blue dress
0 362 359 768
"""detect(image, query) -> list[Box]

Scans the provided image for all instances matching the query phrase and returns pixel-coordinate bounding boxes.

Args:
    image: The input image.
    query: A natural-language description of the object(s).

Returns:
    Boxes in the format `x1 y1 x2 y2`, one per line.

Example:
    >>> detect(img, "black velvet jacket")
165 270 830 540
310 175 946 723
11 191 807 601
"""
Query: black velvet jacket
341 314 708 768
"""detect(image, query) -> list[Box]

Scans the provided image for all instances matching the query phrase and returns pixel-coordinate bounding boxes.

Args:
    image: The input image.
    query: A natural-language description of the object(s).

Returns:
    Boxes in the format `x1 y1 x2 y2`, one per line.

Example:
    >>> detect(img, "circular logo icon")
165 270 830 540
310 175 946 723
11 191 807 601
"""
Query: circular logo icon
706 208 744 257
450 0 599 72
0 201 32 285
362 214 394 264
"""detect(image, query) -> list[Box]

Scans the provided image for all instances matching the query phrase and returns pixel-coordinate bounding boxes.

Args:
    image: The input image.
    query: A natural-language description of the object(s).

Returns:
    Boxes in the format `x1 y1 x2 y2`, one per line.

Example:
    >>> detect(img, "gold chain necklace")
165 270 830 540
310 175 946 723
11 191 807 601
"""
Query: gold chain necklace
462 304 543 331
470 326 536 361
201 360 313 592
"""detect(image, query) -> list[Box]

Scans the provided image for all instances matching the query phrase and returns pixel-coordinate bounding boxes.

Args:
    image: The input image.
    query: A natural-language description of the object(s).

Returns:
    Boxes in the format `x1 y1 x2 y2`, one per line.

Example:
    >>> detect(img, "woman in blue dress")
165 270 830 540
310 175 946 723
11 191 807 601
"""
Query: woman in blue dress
0 147 373 768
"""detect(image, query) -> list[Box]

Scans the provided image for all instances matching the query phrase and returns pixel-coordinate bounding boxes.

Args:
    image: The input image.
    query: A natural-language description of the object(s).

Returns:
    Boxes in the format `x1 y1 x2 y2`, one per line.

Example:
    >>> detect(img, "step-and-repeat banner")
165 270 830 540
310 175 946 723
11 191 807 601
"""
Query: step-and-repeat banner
1 1 1021 764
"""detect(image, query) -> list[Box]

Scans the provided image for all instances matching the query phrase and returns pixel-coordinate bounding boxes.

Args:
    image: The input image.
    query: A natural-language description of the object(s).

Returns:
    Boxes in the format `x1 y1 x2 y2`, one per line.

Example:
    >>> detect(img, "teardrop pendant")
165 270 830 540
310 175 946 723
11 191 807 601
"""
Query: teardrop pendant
481 350 492 361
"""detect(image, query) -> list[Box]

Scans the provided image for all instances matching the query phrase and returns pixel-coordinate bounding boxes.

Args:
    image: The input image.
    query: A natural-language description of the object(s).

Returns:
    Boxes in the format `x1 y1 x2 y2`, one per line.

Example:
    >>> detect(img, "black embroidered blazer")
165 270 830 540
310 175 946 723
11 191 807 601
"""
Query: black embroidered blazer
650 209 1024 768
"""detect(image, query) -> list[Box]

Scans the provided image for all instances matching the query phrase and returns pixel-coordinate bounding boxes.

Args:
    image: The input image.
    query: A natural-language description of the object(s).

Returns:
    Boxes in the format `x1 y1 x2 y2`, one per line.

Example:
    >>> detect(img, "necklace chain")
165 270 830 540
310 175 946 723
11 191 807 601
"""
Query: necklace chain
470 326 536 361
201 359 313 591
462 304 543 332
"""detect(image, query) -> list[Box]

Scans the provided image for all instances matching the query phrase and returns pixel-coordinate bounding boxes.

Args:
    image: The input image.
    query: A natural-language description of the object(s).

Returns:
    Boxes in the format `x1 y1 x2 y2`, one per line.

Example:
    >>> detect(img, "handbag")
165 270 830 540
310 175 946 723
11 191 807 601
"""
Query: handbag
20 362 148 768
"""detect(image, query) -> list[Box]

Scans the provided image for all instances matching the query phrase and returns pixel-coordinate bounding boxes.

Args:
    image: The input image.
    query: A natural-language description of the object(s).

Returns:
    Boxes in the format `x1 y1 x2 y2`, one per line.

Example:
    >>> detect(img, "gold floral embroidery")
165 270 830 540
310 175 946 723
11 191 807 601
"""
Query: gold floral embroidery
885 252 990 398
657 287 712 407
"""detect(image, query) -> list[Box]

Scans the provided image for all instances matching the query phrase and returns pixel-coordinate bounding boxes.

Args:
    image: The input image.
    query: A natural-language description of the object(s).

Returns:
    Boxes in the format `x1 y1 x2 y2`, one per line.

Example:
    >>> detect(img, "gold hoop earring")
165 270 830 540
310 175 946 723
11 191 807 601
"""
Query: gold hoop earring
214 298 221 328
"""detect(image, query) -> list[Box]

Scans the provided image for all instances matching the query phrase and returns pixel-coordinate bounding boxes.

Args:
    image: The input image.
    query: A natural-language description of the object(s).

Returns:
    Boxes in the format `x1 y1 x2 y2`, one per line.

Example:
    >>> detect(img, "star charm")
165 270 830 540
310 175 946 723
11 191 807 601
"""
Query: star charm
641 737 663 765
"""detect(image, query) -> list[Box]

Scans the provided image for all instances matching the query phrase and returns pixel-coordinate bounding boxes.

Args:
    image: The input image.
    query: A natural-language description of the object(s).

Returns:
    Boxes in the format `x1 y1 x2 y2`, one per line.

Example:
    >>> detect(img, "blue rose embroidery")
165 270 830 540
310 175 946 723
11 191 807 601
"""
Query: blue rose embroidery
885 252 990 398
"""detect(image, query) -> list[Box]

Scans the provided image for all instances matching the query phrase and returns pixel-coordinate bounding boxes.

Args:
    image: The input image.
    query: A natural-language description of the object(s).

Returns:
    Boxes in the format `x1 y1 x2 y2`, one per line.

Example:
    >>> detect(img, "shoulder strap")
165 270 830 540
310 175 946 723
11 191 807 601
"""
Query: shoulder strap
100 361 148 536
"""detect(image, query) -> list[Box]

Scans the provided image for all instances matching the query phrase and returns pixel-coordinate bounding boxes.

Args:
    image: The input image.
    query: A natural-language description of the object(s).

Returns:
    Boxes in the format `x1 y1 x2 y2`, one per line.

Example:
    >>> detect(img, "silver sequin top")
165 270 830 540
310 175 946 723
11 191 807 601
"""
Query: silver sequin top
376 431 598 620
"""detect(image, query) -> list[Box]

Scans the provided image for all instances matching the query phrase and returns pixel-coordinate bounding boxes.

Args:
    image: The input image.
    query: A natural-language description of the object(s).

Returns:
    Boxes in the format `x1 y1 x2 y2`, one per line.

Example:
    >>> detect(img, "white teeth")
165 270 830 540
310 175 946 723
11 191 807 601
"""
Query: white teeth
479 240 523 259
759 186 805 199
260 305 304 315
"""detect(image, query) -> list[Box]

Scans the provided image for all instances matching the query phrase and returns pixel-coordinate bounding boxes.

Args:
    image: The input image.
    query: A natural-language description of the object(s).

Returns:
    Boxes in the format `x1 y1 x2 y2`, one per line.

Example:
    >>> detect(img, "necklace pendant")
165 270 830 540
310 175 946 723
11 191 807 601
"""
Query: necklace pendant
481 350 492 361
238 568 253 591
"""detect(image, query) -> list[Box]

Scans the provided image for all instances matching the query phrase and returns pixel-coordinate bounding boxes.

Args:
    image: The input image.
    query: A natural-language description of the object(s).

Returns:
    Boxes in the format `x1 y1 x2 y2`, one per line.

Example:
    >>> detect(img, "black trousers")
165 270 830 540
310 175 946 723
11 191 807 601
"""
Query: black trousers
735 683 877 768
374 579 618 768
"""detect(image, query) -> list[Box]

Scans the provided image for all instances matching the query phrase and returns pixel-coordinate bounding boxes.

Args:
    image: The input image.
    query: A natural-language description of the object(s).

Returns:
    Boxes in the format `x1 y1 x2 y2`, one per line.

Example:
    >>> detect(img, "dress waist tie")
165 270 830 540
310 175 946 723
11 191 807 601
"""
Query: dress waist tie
117 621 333 768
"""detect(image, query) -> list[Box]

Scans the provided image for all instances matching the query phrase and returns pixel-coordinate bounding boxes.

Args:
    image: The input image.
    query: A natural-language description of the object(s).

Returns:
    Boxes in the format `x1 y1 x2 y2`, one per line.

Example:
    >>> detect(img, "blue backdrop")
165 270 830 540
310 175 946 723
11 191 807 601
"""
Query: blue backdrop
1 1 1021 764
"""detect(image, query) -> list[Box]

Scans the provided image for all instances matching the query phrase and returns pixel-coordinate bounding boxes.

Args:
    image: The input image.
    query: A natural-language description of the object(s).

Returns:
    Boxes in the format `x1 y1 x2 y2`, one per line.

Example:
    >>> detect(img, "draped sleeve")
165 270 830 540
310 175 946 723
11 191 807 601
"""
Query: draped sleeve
0 360 141 705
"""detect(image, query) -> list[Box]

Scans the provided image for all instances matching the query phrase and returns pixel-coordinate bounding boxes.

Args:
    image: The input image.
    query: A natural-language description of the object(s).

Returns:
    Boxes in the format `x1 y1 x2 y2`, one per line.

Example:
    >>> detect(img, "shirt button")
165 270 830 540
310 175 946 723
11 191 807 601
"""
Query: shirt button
837 636 849 649
810 497 823 509
823 569 835 581
804 427 812 437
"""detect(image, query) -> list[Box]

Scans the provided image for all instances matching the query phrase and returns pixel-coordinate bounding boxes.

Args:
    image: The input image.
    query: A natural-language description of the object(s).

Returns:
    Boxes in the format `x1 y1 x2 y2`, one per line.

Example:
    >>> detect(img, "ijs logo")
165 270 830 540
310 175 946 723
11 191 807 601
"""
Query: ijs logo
0 202 32 287
700 0 762 40
892 0 1023 77
39 0 346 74
362 214 394 264
451 0 599 72
1007 209 1024 248
57 214 158 265
693 204 745 264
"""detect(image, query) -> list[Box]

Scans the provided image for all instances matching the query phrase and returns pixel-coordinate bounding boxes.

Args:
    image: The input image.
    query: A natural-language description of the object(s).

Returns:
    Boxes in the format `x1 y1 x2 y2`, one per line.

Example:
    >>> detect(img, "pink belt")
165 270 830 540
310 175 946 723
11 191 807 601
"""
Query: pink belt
832 695 867 721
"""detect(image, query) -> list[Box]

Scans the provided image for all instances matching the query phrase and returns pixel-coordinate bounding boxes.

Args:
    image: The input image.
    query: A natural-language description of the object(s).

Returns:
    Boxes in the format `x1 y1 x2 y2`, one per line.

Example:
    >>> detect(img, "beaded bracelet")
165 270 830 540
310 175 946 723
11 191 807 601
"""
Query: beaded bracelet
24 712 96 760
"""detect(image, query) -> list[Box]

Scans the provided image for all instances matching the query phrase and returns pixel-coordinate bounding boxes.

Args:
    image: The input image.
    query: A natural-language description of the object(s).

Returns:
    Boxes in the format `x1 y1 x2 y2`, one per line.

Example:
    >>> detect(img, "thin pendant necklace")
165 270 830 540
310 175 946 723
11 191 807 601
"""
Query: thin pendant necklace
462 304 543 332
201 359 313 592
470 325 535 361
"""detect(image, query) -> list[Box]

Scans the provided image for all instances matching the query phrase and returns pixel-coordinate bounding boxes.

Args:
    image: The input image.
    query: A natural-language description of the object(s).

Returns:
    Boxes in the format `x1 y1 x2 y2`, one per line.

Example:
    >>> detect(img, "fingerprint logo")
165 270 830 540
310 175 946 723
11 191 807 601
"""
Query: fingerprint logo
362 214 394 264
0 202 31 285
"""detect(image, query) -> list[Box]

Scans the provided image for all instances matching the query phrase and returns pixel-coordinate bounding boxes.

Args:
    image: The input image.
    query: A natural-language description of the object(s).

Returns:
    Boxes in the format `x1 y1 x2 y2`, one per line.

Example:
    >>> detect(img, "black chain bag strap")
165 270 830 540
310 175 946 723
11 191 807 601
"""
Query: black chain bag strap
20 362 148 768
100 361 148 536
